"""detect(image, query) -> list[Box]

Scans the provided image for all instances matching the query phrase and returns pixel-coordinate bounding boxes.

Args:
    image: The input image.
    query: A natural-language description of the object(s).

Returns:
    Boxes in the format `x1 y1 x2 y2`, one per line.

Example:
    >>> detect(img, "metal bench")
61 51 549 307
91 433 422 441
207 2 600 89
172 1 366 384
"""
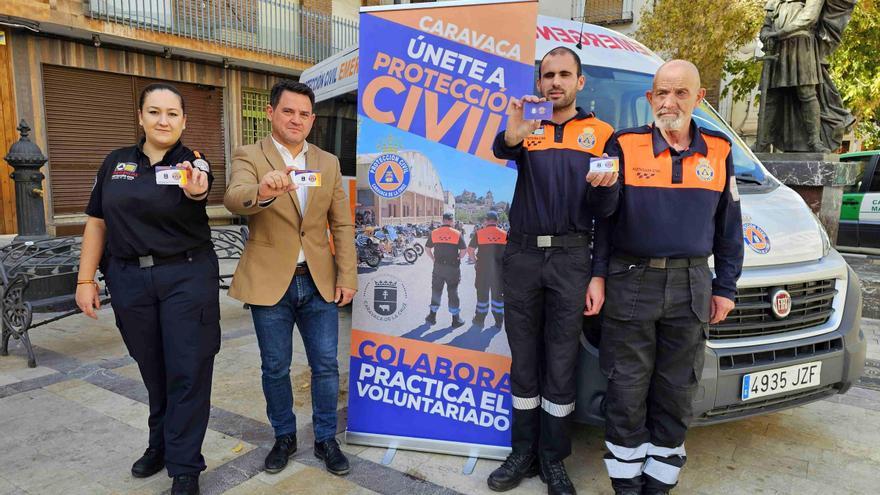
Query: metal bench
0 227 248 368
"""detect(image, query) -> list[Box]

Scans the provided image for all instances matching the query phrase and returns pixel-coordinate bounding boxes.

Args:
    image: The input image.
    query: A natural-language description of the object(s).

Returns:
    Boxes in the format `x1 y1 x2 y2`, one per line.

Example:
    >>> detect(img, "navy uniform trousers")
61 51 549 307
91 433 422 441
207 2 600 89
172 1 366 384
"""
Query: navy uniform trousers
105 248 221 476
503 238 591 461
600 257 710 492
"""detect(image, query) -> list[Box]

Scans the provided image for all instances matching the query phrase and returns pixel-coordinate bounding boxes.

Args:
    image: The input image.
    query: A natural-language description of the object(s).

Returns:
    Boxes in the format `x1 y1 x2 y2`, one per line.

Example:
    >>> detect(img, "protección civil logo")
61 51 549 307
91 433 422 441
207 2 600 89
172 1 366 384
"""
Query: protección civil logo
369 153 411 198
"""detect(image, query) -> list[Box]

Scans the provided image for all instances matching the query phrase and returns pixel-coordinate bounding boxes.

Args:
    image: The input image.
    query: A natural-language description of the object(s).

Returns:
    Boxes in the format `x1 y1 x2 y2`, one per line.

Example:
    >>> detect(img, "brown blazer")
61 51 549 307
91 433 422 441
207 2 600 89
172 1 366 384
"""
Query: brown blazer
224 136 356 306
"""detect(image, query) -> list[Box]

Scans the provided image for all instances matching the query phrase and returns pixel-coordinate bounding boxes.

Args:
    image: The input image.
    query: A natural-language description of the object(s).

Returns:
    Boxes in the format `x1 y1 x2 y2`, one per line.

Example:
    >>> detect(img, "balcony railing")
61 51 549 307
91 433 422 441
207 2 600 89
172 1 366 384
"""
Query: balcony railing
85 0 358 63
575 0 634 26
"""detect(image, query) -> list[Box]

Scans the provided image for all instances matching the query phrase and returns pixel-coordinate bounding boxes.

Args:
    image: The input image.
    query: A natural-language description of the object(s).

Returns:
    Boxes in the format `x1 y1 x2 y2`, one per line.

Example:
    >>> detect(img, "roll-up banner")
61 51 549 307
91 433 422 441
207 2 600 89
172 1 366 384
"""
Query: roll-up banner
348 0 538 460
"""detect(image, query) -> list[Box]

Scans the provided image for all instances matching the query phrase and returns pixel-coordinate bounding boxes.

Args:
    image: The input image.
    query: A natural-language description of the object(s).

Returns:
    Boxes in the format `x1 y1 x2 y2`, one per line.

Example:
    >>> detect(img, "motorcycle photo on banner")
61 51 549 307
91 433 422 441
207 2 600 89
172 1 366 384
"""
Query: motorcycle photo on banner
348 0 538 460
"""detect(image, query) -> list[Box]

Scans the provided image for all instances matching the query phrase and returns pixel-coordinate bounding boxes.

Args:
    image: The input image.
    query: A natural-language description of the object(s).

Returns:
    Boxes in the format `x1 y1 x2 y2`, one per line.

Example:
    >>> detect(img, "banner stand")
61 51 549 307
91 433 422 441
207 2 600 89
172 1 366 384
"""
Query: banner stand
349 0 538 461
345 431 510 461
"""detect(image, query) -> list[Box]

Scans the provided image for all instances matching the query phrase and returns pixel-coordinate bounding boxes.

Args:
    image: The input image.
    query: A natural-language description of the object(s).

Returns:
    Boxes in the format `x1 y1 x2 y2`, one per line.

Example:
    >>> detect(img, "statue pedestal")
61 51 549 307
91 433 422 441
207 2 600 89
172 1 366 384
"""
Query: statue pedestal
756 153 860 244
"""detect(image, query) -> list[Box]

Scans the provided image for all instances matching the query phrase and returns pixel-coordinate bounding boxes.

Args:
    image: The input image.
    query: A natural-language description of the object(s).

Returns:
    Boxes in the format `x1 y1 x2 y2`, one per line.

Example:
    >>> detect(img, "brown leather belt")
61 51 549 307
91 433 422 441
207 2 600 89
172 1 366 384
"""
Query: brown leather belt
294 263 309 276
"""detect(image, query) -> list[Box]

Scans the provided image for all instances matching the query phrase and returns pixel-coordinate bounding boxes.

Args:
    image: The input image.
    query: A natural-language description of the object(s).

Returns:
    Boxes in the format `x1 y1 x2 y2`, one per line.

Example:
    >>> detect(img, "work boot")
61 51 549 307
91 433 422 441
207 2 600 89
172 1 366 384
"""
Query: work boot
170 474 199 495
451 315 465 328
314 438 351 475
264 433 297 474
614 489 642 495
643 488 670 495
131 447 164 478
487 452 538 491
425 311 437 325
540 458 576 495
472 313 486 327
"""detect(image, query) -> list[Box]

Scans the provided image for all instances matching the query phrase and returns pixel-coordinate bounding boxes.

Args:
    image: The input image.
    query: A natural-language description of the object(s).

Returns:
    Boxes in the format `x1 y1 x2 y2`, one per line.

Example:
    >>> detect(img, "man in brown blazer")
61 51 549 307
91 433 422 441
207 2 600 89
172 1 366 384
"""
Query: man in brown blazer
224 80 356 477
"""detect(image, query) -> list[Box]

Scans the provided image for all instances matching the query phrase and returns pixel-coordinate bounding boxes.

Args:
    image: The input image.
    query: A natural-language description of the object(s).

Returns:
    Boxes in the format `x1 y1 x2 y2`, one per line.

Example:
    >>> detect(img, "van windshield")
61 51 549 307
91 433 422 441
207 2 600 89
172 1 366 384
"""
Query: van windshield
556 64 771 186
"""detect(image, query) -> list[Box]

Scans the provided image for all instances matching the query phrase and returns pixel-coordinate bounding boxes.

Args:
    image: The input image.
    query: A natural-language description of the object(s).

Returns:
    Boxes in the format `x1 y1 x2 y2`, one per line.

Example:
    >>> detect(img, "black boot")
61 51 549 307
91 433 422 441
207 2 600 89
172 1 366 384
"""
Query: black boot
540 458 576 495
264 433 297 474
472 313 487 327
170 474 200 495
451 315 465 328
425 311 437 325
487 452 538 491
131 447 164 478
314 438 351 475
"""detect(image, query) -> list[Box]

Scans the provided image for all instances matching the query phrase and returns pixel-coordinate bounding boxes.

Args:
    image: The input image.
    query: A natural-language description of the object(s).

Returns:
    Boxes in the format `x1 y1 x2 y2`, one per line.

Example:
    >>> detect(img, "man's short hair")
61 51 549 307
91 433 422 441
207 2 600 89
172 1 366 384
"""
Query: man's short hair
270 79 315 109
539 46 583 77
442 212 454 220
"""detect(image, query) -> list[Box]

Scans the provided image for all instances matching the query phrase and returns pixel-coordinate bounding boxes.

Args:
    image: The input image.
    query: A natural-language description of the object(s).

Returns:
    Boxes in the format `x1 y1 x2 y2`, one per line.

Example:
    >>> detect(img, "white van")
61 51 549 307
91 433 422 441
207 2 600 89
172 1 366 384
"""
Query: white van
303 14 866 425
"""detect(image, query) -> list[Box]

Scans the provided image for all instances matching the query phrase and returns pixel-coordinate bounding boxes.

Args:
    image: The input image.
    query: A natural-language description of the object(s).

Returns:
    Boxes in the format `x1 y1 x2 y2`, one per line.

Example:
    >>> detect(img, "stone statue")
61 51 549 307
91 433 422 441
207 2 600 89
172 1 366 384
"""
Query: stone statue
754 0 856 153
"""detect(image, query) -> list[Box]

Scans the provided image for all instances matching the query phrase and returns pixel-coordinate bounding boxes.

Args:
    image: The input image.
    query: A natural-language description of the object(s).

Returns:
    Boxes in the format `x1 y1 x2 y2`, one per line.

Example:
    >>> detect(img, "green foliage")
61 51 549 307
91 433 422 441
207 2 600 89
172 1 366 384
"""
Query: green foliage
722 58 762 104
635 0 764 102
829 0 880 148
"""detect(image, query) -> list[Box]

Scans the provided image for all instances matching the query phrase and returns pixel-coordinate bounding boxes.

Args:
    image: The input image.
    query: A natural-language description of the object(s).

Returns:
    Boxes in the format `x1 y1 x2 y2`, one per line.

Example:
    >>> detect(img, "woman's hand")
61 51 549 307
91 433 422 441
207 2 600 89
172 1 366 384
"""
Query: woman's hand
75 282 101 319
177 161 209 198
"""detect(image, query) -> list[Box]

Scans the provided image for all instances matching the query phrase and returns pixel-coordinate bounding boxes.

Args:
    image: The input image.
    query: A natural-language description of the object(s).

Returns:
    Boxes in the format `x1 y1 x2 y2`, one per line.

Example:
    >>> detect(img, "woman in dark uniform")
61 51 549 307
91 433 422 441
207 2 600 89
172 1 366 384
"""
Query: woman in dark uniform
75 83 219 495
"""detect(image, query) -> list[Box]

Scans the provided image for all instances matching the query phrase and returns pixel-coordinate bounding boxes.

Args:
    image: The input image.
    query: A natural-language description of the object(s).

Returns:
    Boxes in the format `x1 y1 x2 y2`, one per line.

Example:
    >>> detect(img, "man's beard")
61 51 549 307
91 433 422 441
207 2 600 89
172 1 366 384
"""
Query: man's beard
551 92 576 110
655 113 684 130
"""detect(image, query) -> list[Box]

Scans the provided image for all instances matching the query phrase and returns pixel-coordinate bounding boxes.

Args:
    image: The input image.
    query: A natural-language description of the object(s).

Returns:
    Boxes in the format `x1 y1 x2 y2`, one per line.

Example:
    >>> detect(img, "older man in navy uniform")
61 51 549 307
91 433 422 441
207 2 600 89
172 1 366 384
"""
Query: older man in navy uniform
593 60 743 495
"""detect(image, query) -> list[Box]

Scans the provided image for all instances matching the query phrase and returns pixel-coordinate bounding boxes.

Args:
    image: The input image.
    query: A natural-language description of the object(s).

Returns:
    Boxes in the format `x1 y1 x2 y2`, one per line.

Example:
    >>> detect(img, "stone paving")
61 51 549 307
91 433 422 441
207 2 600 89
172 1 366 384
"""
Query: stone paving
1 282 880 494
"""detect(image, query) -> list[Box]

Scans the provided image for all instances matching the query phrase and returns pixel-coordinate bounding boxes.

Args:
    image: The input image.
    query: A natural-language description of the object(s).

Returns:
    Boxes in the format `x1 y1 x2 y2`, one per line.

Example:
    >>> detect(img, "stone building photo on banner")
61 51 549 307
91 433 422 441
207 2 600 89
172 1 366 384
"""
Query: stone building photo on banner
347 0 538 460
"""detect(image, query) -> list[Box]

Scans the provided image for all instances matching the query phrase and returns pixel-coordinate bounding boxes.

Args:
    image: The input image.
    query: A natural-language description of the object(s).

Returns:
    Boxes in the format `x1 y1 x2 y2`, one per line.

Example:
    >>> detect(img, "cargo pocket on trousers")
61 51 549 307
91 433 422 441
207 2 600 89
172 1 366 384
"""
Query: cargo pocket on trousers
688 265 712 324
200 304 222 357
603 260 646 321
692 341 707 386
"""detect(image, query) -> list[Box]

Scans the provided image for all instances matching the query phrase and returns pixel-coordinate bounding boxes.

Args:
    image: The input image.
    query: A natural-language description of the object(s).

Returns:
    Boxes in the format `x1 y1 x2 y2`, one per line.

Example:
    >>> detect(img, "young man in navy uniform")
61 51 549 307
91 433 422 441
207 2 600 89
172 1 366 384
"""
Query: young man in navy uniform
487 46 619 495
592 60 743 495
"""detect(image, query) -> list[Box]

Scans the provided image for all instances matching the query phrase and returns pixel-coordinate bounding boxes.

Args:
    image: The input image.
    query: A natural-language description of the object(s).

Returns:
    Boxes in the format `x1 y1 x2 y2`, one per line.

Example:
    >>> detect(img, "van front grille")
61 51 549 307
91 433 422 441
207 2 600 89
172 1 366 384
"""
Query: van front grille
708 279 836 340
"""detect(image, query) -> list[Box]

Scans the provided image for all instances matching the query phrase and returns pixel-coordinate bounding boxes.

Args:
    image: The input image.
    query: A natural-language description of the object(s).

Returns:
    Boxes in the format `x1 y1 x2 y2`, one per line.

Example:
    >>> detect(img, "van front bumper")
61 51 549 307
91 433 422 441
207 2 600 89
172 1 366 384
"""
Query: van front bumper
574 262 867 426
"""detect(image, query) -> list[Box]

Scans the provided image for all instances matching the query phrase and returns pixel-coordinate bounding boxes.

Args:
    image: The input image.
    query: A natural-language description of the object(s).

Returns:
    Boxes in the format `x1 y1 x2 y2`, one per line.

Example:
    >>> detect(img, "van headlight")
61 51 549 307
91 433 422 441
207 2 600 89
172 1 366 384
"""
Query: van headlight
813 213 832 257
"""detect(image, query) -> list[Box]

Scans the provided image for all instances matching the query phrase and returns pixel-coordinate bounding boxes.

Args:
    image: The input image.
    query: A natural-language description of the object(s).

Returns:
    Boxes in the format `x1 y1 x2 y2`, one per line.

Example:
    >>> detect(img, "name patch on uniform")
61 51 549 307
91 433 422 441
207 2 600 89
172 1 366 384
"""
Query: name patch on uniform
155 166 190 186
111 162 138 180
291 169 322 187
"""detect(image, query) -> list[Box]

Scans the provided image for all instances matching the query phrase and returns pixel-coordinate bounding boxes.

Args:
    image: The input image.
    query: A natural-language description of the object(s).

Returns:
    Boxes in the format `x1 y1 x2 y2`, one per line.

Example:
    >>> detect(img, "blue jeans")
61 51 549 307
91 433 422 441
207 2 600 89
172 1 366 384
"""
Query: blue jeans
251 272 340 442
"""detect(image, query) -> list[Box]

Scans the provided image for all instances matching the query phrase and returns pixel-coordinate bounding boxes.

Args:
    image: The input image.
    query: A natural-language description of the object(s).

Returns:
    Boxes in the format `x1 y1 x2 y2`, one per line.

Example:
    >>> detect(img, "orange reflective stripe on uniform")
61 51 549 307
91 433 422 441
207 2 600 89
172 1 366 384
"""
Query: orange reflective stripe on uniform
618 132 730 192
193 151 202 159
524 117 614 155
476 226 507 245
431 226 462 245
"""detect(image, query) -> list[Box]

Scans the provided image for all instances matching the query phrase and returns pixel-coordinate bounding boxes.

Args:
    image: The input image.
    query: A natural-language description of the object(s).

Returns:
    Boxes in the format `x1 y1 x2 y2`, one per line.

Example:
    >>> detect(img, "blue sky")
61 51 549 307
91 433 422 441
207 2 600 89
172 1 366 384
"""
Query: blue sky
357 118 517 203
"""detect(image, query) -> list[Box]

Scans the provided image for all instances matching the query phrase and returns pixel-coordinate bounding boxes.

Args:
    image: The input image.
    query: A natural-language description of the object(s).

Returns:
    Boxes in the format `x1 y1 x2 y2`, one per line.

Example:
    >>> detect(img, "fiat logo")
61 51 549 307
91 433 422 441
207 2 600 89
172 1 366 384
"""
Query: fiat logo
770 288 792 319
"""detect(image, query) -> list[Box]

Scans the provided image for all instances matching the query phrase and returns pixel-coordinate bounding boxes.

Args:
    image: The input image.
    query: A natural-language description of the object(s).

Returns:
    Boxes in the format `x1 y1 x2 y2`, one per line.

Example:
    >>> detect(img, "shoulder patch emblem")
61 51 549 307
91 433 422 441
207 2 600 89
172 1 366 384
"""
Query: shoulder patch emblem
193 158 210 173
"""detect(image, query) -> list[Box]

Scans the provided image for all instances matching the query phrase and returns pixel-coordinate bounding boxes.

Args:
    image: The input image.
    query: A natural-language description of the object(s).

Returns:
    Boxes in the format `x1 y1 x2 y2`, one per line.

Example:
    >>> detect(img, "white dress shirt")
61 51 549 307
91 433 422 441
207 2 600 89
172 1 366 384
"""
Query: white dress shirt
270 136 308 264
